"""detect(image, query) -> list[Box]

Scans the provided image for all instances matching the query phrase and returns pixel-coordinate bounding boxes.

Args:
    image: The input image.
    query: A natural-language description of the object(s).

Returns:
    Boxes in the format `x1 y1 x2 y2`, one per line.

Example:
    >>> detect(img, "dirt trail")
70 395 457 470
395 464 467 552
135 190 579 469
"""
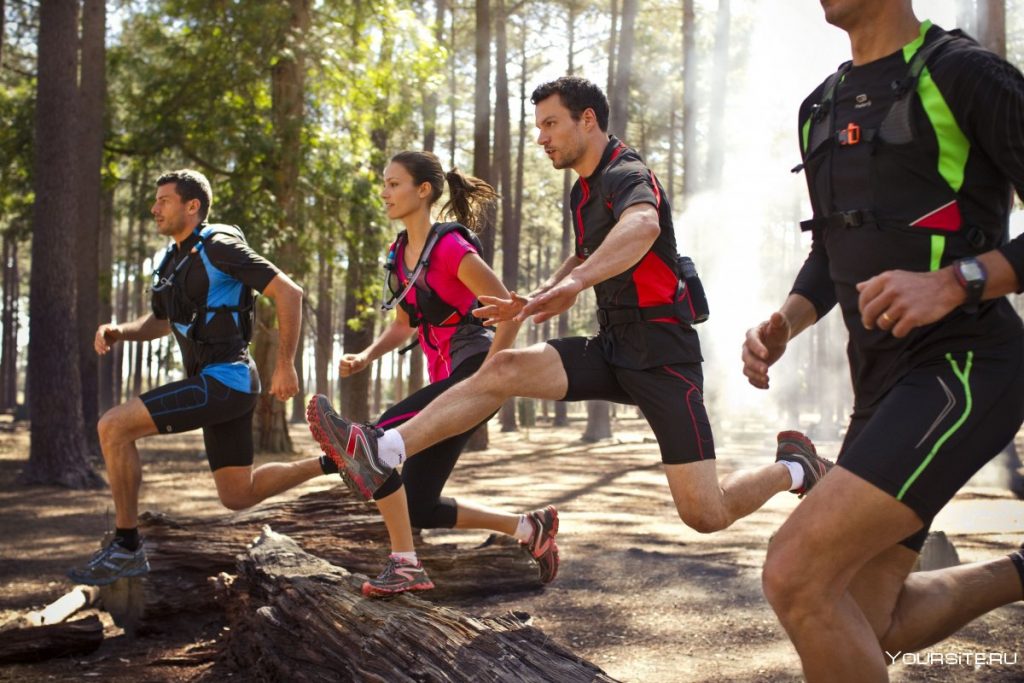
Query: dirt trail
1 418 1021 682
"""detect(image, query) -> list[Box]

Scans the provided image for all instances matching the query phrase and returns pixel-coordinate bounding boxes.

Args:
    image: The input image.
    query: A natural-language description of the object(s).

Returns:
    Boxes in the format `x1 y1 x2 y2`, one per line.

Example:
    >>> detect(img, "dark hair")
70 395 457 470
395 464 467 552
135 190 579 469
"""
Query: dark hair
530 76 610 132
156 169 213 220
389 151 498 232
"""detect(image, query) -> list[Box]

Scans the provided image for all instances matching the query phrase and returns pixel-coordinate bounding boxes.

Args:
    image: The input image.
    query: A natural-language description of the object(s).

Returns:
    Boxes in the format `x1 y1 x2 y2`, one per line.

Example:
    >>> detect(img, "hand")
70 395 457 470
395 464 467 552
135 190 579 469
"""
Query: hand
338 353 370 378
517 276 584 324
94 323 122 355
473 292 529 326
856 268 964 338
742 312 791 390
269 363 299 401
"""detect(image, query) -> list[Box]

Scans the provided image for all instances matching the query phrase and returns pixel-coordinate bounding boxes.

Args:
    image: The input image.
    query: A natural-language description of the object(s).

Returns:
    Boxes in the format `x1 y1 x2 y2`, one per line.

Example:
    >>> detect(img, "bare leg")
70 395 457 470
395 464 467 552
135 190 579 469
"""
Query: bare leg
454 500 519 535
665 459 792 533
398 344 567 456
211 457 325 510
375 488 415 553
96 398 160 529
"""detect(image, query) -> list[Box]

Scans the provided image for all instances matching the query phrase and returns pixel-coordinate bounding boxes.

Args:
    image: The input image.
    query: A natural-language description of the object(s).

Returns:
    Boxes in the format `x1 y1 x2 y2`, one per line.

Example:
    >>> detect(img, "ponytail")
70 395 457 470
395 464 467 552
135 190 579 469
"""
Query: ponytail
440 167 498 232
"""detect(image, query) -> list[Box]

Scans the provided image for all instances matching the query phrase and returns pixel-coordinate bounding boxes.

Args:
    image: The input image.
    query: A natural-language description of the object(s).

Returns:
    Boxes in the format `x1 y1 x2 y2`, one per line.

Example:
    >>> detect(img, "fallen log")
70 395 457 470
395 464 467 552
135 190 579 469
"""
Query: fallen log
213 527 615 683
0 615 103 664
130 486 541 633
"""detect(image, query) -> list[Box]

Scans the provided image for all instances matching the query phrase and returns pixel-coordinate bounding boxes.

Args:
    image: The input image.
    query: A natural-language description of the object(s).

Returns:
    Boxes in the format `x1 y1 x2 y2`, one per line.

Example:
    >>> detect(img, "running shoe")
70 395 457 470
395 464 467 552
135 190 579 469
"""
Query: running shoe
307 394 392 501
776 430 834 498
362 555 435 597
67 537 150 586
523 505 560 583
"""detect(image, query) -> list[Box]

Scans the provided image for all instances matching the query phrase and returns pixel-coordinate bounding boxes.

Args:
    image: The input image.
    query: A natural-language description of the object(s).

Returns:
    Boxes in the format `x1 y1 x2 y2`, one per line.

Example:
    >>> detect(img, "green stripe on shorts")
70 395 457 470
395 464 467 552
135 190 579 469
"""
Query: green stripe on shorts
897 351 973 501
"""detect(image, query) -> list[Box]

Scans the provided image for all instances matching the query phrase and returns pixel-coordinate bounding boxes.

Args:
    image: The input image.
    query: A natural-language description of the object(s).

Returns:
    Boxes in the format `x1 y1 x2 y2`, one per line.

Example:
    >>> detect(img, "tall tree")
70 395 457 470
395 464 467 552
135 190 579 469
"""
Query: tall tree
77 0 106 443
495 0 517 432
254 0 310 452
705 0 730 189
978 0 1006 57
680 0 697 205
608 0 638 138
0 233 18 411
473 0 496 265
97 187 115 412
23 0 102 488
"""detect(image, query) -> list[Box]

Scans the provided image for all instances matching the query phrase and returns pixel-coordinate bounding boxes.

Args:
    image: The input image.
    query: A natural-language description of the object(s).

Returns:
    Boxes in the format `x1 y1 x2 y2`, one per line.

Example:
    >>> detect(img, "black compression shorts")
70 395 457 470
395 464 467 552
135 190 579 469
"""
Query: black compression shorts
547 336 714 464
839 337 1024 552
141 374 258 471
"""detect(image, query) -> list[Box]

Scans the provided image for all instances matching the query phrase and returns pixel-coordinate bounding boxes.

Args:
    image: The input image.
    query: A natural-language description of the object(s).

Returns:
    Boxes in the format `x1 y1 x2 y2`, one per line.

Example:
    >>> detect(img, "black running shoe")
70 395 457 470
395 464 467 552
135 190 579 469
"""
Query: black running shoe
776 430 834 497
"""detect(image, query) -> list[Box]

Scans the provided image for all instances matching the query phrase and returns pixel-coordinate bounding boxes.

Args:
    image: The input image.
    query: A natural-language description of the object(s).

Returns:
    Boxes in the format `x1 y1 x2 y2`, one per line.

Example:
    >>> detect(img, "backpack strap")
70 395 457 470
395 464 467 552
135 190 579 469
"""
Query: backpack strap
879 31 961 144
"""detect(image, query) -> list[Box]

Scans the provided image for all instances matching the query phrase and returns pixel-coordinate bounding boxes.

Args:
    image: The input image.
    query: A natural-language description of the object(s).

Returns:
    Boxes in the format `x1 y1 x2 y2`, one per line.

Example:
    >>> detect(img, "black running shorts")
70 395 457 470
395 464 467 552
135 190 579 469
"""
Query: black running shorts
547 336 715 464
839 337 1024 551
141 374 258 471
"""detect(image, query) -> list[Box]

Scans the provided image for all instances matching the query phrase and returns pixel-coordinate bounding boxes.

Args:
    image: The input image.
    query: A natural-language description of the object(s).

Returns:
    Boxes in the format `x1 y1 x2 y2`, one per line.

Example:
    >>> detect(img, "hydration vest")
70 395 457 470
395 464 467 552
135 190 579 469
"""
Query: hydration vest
796 25 993 270
386 222 488 333
153 223 256 347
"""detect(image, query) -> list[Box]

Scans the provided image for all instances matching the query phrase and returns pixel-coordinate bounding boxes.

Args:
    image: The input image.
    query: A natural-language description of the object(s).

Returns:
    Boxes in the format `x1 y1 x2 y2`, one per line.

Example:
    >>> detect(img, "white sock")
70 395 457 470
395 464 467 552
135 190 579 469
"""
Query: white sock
781 460 805 491
513 514 533 542
391 551 418 565
378 430 406 468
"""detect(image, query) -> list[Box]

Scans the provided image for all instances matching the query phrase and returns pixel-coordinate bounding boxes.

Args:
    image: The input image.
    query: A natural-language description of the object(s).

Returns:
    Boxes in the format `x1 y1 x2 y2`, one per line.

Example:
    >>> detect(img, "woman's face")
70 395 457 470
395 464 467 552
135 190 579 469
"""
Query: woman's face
381 162 431 221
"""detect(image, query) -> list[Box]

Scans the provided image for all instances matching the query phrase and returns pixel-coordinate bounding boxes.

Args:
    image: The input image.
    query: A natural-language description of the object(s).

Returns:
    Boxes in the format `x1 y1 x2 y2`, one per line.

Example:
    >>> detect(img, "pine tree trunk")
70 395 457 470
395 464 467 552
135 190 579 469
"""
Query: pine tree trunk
978 0 1006 56
608 0 638 138
681 0 698 206
98 188 116 412
705 0 730 189
473 0 496 265
0 233 19 411
582 401 612 442
23 0 103 489
495 0 517 433
289 313 305 423
314 255 333 396
76 0 105 445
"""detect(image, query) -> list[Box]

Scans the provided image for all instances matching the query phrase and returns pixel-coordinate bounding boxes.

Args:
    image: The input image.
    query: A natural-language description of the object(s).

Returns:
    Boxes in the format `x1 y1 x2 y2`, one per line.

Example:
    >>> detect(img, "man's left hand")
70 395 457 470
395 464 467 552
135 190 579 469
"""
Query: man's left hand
857 268 964 338
517 275 584 323
269 364 299 401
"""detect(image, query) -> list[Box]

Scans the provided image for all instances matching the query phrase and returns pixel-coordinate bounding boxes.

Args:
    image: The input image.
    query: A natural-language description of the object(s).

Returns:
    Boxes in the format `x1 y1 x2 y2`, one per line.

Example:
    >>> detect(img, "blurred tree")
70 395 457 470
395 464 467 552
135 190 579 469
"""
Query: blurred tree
23 0 103 488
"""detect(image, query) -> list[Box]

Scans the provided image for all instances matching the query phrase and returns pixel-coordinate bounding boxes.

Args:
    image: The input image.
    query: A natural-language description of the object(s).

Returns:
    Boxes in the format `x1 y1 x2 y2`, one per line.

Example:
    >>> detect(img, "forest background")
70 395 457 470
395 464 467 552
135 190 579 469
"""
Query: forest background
1 0 1021 487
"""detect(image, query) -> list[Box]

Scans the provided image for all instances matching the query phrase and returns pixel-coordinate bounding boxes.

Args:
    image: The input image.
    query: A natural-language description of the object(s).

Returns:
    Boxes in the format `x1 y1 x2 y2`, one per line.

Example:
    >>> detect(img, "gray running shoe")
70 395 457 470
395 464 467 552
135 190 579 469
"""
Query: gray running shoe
306 394 392 501
67 537 149 586
523 506 560 584
776 430 834 497
362 555 435 598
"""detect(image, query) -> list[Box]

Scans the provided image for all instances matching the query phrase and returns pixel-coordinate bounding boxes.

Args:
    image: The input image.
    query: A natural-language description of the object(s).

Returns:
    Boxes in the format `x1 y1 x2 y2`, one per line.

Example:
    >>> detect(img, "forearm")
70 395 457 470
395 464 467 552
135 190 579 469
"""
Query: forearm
362 319 417 363
118 314 170 342
566 208 659 290
532 256 584 296
778 293 819 340
485 319 523 361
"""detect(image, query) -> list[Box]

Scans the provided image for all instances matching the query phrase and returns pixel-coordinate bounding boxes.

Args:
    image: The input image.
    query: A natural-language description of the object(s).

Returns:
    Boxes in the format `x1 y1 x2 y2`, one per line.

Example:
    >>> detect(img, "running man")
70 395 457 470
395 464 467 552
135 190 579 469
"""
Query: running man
742 2 1024 680
309 77 831 540
68 169 335 585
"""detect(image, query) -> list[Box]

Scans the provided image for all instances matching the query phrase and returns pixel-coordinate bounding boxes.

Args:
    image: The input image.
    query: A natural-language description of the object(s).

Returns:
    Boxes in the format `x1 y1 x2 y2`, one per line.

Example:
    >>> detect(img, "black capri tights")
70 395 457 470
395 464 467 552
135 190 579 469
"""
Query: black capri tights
371 352 490 529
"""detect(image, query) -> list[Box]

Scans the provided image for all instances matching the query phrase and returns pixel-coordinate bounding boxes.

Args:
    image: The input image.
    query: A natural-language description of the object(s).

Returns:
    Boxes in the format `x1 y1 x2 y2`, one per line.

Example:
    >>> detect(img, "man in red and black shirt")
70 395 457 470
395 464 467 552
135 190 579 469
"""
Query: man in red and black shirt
318 77 831 538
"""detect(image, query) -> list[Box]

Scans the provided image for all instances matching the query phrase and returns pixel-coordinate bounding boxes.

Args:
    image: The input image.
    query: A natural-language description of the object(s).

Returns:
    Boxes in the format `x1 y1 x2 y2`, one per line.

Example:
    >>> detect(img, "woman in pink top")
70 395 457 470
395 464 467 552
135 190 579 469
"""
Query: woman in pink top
309 151 559 596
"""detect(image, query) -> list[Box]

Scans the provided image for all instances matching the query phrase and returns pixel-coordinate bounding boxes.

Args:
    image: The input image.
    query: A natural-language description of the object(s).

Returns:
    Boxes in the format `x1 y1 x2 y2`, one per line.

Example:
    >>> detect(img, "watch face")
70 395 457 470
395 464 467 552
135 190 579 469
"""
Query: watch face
961 260 985 281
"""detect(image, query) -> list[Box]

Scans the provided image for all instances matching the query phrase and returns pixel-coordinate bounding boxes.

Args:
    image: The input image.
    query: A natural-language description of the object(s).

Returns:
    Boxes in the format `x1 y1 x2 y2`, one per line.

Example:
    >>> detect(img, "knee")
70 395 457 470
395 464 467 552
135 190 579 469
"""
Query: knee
677 508 728 534
217 490 256 511
97 410 125 449
478 350 521 391
762 542 821 623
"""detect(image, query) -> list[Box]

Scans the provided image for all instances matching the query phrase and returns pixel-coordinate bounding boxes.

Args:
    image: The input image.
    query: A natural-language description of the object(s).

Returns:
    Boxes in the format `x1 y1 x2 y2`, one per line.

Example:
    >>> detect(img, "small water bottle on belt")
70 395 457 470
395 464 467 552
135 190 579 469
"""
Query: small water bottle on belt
678 256 710 324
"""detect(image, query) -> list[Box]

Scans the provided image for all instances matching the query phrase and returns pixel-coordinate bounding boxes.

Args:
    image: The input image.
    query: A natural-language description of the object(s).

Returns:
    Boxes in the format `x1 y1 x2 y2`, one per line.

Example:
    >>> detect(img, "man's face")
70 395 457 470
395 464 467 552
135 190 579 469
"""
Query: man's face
534 94 588 171
151 183 195 237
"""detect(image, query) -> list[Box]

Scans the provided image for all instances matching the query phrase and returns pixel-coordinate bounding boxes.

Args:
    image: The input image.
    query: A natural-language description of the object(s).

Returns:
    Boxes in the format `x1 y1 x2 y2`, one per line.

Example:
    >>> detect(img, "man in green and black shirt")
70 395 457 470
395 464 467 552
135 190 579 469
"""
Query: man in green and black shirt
743 1 1024 679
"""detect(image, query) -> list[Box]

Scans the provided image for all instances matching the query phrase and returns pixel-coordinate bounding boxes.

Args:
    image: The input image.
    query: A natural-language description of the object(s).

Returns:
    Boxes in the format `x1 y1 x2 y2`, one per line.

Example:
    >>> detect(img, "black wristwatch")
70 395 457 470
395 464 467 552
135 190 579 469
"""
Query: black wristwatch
953 257 987 314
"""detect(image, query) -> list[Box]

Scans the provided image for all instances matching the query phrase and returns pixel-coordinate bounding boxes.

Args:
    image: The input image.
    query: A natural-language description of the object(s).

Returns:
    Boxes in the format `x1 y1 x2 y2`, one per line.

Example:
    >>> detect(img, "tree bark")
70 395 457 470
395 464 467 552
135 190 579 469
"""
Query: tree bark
0 233 19 411
705 0 730 190
608 0 638 138
23 0 103 489
582 401 612 442
473 0 496 266
314 254 333 396
76 0 106 445
0 615 103 664
215 527 615 682
98 187 116 412
289 312 305 423
977 0 1005 57
681 0 698 205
